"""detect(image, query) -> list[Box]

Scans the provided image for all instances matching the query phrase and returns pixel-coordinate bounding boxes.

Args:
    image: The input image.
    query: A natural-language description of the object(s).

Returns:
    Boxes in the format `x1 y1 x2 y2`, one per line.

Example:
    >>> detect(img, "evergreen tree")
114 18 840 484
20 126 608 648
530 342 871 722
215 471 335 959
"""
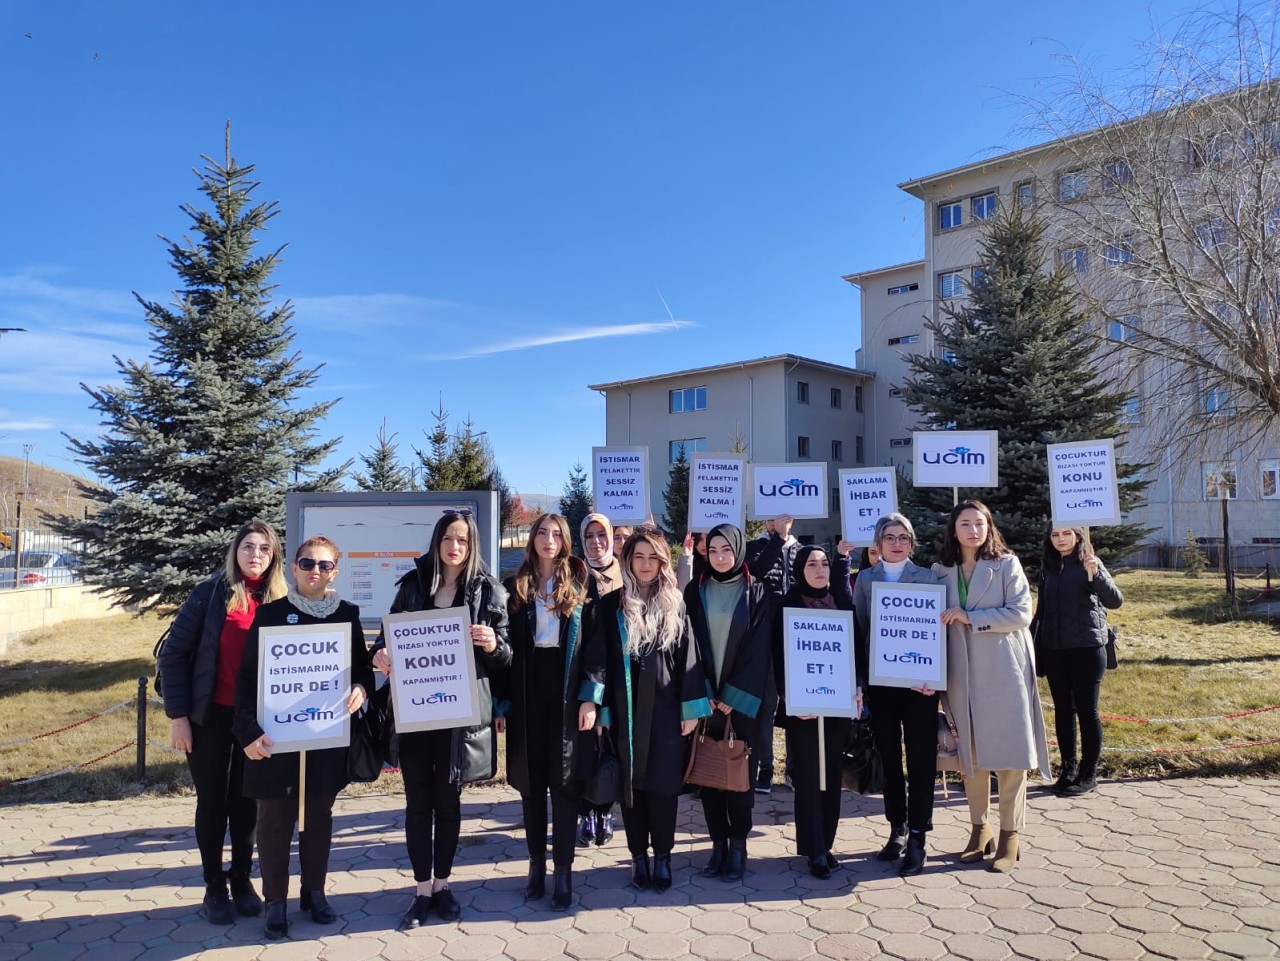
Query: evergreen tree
899 206 1150 575
559 462 593 554
450 417 492 490
491 464 516 535
354 419 412 492
56 128 347 610
662 446 690 536
417 398 460 492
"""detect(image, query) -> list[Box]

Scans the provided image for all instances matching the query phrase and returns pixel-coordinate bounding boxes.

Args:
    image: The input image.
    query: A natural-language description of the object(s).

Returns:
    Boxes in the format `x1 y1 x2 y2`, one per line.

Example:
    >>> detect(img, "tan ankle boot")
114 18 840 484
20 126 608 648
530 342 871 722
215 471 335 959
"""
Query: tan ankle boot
959 823 994 862
990 830 1020 872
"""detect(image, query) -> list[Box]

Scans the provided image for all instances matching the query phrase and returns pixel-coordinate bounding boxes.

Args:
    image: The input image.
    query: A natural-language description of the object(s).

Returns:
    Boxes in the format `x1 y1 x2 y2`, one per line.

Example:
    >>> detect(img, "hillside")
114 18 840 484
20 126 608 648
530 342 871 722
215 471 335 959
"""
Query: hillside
0 455 102 530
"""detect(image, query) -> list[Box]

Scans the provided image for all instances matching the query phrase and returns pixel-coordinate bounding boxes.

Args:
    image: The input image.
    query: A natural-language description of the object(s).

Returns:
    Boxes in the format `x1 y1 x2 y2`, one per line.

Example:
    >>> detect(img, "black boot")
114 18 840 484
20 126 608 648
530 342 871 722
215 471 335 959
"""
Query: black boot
202 879 234 925
596 811 615 846
701 840 729 878
876 824 908 861
1052 761 1079 794
1063 765 1098 796
575 813 596 848
228 870 263 917
630 856 651 890
899 831 927 877
300 888 336 924
550 868 572 912
263 900 289 940
651 855 673 893
399 894 433 930
524 861 546 901
807 855 832 879
722 839 747 882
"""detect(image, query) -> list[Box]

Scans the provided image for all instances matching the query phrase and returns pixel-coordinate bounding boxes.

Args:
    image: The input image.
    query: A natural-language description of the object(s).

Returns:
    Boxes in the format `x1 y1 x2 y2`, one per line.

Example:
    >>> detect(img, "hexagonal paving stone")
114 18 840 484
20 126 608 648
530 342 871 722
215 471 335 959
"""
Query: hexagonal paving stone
1204 930 1278 958
505 933 569 961
879 933 949 961
1005 934 1078 960
946 933 1014 961
813 932 882 960
867 909 930 935
1110 907 1179 935
1049 908 1115 934
687 934 753 960
565 932 630 960
808 909 870 935
752 932 816 960
990 908 1055 936
441 934 510 960
1138 931 1212 959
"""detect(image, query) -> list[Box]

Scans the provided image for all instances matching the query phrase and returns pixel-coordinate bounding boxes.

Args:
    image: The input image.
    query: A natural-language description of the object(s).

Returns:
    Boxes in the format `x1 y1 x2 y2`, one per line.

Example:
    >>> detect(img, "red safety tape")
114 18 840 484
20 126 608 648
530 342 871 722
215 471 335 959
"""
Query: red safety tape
0 741 133 789
0 698 135 748
1048 736 1280 755
1044 702 1280 724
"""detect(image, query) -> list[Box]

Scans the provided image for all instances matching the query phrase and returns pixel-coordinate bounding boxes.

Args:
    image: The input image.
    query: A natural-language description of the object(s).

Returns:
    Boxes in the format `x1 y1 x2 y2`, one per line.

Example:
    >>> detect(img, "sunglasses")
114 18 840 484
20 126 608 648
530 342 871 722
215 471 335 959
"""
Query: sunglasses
446 508 474 517
635 525 664 537
295 557 336 573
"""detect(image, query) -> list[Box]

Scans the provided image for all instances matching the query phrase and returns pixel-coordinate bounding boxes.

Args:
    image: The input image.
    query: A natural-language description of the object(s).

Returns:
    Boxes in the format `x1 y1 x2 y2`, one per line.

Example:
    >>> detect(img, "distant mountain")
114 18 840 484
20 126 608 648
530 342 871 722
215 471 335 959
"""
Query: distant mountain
0 456 102 528
519 492 560 514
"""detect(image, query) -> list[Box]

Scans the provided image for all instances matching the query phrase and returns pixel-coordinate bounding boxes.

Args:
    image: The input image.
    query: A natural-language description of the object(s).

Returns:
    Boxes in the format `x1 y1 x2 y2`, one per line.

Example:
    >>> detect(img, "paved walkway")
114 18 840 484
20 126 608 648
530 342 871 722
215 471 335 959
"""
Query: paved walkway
1 777 1278 961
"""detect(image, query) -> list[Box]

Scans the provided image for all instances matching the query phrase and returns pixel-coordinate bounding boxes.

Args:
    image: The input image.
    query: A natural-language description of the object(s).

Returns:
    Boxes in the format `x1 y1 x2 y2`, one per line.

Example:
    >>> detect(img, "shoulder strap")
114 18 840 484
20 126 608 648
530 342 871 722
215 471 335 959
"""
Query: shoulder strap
153 625 172 658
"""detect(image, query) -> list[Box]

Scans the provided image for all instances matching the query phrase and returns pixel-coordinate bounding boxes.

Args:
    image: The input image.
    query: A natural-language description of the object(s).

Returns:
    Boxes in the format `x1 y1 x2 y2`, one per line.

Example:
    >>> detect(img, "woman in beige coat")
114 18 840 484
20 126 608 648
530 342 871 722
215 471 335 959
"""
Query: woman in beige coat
934 500 1050 872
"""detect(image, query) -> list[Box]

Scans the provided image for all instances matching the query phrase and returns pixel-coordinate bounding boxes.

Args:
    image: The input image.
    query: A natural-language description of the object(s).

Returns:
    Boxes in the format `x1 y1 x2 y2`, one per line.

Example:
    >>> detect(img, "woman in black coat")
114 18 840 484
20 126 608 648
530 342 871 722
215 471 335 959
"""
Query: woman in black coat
371 510 512 928
589 529 711 892
1032 526 1123 796
683 523 776 883
501 513 601 912
234 535 374 940
159 518 289 924
774 544 854 879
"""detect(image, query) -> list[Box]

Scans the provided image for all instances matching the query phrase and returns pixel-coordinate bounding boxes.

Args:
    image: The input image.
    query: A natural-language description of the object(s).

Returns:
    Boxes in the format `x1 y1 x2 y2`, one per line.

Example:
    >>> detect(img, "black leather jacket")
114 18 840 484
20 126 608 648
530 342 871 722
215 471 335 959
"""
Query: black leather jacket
1032 557 1123 651
159 572 230 725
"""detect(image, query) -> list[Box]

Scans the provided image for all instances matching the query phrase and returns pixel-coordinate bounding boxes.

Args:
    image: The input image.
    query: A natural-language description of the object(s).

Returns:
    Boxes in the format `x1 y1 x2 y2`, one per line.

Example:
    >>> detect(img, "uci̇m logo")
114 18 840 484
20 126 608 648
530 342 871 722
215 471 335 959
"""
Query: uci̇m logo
805 685 836 696
882 651 933 665
411 691 460 706
921 446 985 467
759 477 819 498
273 705 337 724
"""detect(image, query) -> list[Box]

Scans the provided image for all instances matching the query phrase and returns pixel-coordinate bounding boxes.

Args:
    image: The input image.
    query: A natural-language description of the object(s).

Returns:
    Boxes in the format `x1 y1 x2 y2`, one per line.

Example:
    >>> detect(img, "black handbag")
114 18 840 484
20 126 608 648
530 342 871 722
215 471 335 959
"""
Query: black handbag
840 718 884 795
1105 626 1119 670
582 731 623 806
348 685 390 783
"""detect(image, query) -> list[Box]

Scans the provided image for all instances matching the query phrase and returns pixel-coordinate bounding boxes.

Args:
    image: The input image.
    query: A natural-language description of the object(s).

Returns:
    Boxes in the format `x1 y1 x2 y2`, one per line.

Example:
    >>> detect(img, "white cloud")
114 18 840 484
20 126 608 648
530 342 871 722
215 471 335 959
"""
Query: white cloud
426 320 694 360
0 418 55 431
292 293 458 330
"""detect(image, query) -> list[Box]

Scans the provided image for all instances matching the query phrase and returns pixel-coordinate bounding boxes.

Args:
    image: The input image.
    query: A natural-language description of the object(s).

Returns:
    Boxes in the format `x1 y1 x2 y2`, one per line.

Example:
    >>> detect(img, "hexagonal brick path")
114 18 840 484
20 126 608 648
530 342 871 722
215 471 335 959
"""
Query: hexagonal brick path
1 777 1277 960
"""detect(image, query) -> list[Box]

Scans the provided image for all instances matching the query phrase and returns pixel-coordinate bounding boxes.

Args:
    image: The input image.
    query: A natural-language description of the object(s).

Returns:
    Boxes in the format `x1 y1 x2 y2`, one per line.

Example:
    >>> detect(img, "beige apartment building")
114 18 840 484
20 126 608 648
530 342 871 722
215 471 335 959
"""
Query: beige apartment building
589 355 871 545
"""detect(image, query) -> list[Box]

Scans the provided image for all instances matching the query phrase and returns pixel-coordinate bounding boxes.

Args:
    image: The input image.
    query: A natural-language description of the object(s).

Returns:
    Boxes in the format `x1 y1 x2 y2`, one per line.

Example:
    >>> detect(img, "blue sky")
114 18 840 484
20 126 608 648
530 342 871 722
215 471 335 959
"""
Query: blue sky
0 1 1195 498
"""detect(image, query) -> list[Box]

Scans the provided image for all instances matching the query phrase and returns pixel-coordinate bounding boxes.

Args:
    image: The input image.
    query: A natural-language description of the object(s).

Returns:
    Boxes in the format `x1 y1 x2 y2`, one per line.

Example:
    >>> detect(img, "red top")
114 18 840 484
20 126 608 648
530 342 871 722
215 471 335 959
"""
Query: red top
212 576 265 707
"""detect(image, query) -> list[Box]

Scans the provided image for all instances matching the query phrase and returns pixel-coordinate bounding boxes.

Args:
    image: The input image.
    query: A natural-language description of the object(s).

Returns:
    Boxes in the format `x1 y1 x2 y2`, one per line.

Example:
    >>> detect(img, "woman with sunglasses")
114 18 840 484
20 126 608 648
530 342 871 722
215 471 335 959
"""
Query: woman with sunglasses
160 518 288 924
234 536 373 939
371 509 512 928
503 513 601 911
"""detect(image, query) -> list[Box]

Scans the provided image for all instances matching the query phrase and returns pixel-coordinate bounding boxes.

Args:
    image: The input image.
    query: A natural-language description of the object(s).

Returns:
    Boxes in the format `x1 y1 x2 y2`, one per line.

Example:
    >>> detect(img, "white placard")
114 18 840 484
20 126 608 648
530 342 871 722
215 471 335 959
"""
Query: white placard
782 608 857 718
868 582 948 690
1047 439 1122 526
748 462 829 520
592 446 651 524
838 468 898 546
257 623 352 753
912 430 999 488
382 608 482 733
688 454 747 532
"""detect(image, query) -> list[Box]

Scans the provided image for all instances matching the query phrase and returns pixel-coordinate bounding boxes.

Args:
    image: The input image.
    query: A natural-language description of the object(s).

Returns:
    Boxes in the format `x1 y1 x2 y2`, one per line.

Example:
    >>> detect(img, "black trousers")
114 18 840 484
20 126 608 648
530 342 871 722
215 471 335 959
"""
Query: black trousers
186 704 257 885
756 675 779 775
622 790 679 858
865 686 939 833
521 648 578 869
400 729 462 881
1041 645 1107 774
786 717 849 857
256 792 336 903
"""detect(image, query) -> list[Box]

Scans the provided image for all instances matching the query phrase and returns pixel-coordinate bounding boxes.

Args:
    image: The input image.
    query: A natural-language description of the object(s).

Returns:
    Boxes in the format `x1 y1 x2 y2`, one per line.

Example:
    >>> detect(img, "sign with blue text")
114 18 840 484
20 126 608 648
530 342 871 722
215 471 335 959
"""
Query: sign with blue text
912 430 999 488
256 622 352 753
748 462 829 520
838 468 898 546
781 607 857 718
688 453 746 532
592 446 651 524
868 582 948 690
1047 439 1121 526
382 608 482 733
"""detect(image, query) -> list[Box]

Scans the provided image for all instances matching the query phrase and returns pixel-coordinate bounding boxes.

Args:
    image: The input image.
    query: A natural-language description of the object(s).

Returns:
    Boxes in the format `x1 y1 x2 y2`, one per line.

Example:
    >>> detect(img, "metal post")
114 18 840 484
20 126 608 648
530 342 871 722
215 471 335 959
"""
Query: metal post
136 677 148 780
1266 563 1273 594
1222 495 1235 602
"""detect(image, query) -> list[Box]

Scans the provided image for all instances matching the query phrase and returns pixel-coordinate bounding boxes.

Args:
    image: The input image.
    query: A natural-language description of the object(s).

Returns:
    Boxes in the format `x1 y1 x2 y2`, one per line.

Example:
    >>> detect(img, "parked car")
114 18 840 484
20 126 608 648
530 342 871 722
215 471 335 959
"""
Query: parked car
0 550 81 589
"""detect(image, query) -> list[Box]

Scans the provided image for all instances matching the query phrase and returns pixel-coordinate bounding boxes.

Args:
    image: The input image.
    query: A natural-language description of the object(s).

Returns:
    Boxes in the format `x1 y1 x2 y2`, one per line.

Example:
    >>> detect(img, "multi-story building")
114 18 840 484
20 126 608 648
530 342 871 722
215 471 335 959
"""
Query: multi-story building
589 355 871 545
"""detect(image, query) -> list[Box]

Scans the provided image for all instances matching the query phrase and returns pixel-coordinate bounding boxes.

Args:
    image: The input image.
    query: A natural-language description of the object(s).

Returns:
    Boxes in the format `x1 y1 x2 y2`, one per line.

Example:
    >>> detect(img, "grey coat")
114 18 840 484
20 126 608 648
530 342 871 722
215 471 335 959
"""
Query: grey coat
933 555 1051 778
851 560 941 691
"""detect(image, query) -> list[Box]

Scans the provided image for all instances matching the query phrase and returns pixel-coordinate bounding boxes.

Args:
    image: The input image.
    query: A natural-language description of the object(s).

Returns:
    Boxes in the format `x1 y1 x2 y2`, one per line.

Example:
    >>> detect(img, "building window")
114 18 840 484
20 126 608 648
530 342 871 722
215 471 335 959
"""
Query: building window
971 192 997 221
1204 385 1231 415
971 266 988 286
830 487 841 514
796 381 810 404
889 437 912 448
1121 396 1140 424
888 282 919 295
1061 247 1088 274
940 347 957 364
1058 170 1088 201
1261 460 1280 499
1103 159 1133 192
1188 136 1225 169
938 201 963 230
888 334 919 346
1103 237 1134 266
1109 315 1138 341
1015 180 1034 207
855 435 864 463
797 436 810 458
830 387 842 409
831 440 843 461
937 271 965 299
854 385 863 412
669 437 707 463
1196 219 1226 251
1203 461 1237 500
888 387 904 398
669 386 707 413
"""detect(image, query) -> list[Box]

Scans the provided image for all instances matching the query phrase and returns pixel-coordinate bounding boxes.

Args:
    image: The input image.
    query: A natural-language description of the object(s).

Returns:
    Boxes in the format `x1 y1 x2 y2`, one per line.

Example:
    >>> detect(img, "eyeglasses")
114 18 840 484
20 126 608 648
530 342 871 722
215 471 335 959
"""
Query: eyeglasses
239 543 273 555
880 534 914 545
295 558 336 572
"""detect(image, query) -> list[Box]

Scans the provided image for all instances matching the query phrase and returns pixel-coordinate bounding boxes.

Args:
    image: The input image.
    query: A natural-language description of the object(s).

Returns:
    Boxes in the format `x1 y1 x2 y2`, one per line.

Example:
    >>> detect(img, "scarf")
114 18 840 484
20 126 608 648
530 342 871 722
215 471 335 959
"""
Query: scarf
287 588 341 619
705 523 746 582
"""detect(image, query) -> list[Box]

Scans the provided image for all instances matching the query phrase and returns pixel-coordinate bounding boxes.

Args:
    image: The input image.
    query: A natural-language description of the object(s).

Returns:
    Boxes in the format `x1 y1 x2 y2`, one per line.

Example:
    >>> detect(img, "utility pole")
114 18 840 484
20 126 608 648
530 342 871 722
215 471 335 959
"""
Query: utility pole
22 444 33 495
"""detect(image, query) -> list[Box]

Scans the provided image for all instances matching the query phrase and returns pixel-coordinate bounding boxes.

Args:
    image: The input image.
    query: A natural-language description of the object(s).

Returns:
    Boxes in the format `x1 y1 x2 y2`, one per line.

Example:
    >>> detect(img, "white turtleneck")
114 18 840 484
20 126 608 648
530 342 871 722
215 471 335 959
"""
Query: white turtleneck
881 559 908 583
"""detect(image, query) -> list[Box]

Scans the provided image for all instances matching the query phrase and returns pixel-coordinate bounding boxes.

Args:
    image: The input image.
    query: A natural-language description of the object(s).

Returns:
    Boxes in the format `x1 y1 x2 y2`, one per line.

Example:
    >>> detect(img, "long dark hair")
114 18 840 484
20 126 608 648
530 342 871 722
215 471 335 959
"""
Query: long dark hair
1041 524 1088 573
938 499 1011 567
421 510 484 596
511 513 588 617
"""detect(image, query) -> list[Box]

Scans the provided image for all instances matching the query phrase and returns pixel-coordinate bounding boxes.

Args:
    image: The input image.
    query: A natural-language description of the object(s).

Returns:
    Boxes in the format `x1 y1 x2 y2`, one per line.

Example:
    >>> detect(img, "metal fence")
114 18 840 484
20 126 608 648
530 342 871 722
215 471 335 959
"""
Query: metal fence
0 529 84 591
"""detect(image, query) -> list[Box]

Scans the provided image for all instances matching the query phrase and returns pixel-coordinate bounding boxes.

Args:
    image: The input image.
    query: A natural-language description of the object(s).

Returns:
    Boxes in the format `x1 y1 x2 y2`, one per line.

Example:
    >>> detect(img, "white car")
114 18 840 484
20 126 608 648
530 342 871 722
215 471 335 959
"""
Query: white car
0 550 81 589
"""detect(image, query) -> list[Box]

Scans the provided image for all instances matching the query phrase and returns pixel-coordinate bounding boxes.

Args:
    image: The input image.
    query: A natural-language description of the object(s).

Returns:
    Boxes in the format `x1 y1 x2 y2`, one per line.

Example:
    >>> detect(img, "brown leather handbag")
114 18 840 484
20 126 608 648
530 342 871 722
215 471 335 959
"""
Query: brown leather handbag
683 715 751 792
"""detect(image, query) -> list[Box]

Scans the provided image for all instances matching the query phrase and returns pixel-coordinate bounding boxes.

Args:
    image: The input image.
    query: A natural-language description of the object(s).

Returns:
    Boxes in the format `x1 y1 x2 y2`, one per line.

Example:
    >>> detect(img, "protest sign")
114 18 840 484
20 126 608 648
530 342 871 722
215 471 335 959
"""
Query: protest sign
748 462 828 519
257 622 352 753
592 447 650 524
868 582 948 690
382 608 482 733
912 430 999 488
838 468 897 545
781 608 857 718
688 454 746 532
1047 439 1121 526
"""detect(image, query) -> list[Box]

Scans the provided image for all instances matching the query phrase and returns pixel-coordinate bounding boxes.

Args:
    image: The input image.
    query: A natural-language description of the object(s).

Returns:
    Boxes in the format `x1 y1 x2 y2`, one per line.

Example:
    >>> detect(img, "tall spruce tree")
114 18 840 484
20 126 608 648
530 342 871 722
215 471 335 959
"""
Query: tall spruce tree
899 206 1149 575
58 128 346 609
417 398 460 491
354 419 412 492
559 462 593 554
662 446 690 537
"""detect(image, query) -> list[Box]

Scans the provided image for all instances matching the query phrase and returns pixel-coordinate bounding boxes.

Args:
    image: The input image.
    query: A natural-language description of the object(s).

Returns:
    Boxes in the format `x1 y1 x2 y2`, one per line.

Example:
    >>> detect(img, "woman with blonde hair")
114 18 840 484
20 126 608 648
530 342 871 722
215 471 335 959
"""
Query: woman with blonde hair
160 518 289 924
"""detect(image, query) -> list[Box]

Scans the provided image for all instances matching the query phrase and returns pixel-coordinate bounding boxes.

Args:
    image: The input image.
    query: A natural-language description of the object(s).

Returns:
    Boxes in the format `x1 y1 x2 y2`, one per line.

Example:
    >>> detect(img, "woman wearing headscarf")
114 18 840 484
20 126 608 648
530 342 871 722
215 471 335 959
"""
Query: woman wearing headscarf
683 523 776 882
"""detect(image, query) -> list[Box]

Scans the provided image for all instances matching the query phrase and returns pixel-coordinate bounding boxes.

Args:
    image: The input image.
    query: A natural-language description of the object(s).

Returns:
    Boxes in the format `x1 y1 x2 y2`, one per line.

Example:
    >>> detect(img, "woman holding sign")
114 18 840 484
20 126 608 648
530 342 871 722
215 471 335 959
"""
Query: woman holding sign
775 544 855 879
684 523 776 882
234 536 373 939
370 509 512 928
850 514 943 877
934 501 1050 873
504 513 601 912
